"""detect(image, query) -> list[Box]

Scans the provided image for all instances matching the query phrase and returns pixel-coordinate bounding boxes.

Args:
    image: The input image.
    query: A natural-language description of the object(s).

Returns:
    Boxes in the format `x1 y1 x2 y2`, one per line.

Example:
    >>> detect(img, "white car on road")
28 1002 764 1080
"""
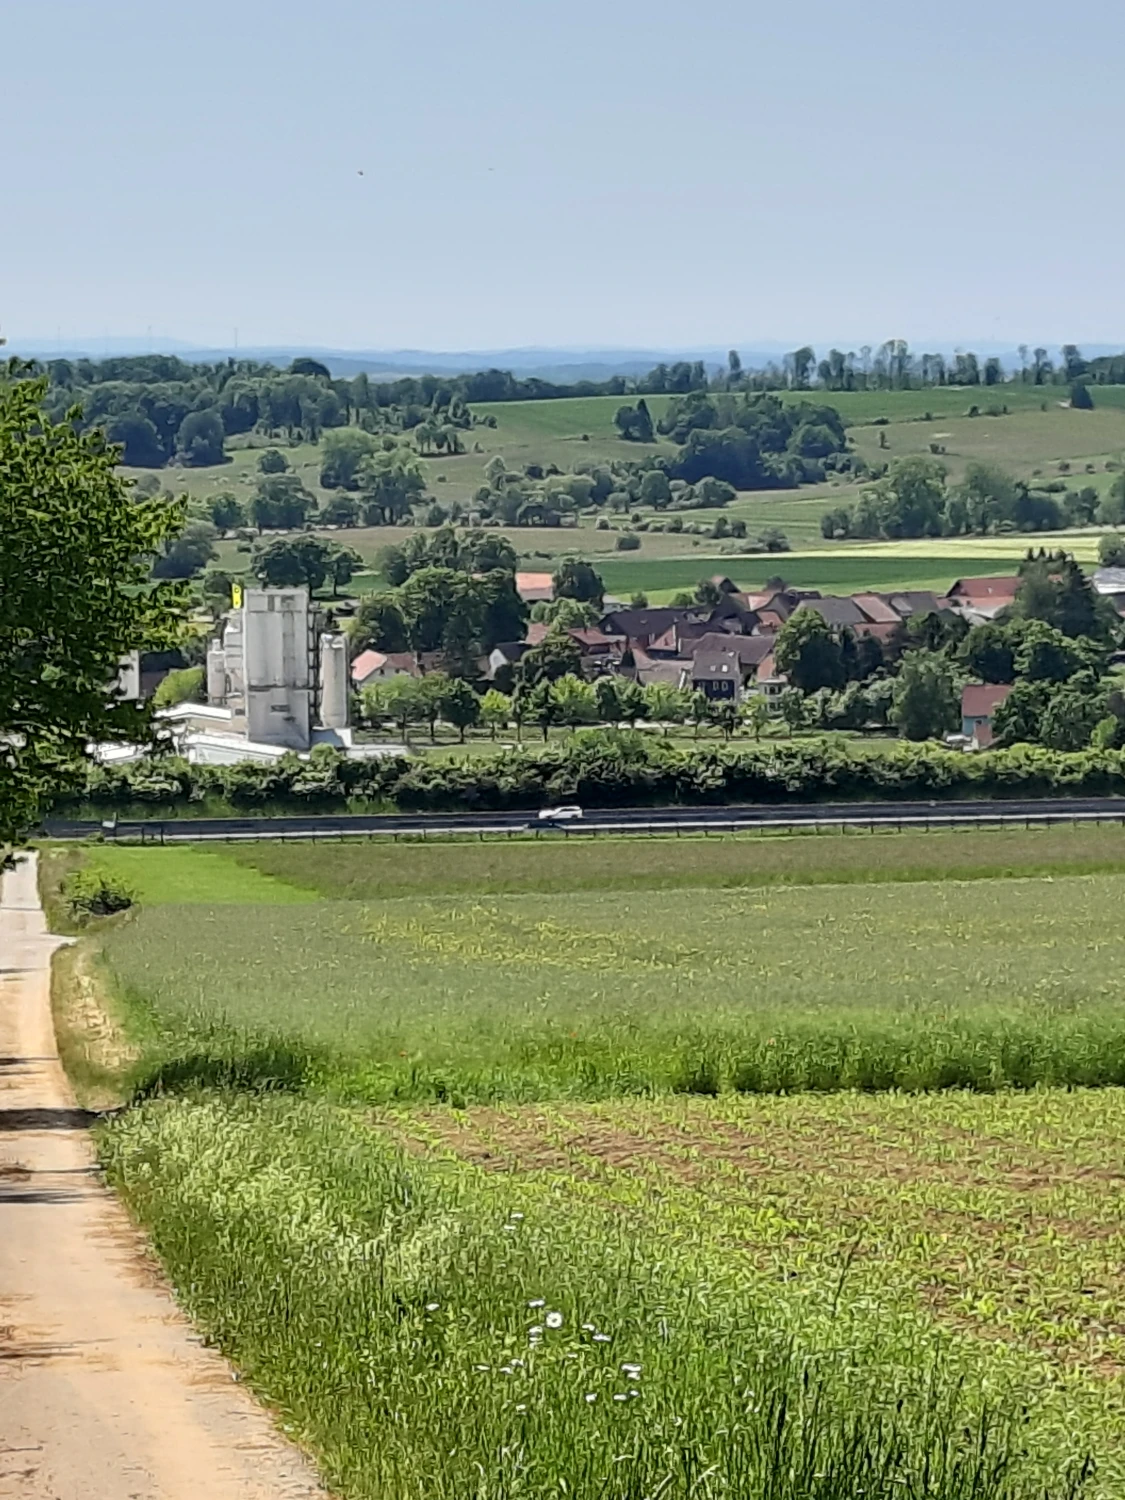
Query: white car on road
536 805 584 823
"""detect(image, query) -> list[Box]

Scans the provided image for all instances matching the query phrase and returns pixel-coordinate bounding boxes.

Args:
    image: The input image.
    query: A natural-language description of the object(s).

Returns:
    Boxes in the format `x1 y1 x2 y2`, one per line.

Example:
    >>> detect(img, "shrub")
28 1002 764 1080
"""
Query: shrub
62 867 135 920
615 533 641 551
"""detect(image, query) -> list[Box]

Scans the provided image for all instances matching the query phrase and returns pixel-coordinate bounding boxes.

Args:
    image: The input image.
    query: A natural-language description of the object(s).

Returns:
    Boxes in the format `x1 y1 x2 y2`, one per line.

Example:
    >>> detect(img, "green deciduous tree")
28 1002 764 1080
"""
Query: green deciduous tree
0 370 185 845
642 681 689 731
251 534 336 592
960 622 1016 685
250 473 316 531
351 593 409 654
552 558 605 607
518 631 584 686
175 409 226 467
358 448 427 524
889 653 959 741
151 519 217 580
320 428 379 489
774 611 845 693
437 675 480 741
1013 621 1084 684
479 688 511 738
258 447 289 474
550 674 599 728
207 490 246 531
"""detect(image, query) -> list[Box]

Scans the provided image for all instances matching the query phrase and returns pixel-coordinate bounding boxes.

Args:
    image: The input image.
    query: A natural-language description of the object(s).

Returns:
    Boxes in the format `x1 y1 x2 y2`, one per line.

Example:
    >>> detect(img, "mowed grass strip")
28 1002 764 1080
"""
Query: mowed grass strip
230 823 1125 900
100 871 1125 1102
97 1090 1094 1500
46 844 318 905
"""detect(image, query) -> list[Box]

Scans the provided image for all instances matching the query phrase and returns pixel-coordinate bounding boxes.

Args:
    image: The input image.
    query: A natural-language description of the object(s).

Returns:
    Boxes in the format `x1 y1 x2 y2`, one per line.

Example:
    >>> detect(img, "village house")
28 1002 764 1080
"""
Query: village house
944 576 1020 621
960 682 1013 748
514 572 555 604
689 647 743 701
350 649 420 690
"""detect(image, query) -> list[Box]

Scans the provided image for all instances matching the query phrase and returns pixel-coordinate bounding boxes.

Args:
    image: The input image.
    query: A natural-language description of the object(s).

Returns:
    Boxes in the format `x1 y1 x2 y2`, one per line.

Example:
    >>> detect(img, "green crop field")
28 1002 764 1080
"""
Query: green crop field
50 829 1125 1498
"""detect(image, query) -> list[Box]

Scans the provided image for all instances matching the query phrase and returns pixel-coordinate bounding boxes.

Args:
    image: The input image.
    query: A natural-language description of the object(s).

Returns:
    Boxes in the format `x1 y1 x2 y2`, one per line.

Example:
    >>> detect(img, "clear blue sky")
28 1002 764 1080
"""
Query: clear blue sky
6 0 1124 352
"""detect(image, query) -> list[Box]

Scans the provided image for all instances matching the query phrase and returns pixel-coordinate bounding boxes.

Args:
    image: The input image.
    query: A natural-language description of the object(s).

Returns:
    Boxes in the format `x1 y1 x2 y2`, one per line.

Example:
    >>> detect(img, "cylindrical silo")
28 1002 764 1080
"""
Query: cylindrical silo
206 640 227 705
319 633 350 729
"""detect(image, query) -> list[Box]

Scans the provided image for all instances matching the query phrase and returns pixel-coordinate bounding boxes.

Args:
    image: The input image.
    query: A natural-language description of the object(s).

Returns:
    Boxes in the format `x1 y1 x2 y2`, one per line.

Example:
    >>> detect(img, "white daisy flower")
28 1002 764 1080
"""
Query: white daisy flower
545 1311 564 1329
584 1393 597 1403
527 1298 545 1308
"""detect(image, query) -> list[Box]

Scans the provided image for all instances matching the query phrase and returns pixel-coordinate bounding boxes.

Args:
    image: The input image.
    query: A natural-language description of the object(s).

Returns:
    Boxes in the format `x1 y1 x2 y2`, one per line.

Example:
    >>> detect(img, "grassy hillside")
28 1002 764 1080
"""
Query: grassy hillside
128 384 1125 604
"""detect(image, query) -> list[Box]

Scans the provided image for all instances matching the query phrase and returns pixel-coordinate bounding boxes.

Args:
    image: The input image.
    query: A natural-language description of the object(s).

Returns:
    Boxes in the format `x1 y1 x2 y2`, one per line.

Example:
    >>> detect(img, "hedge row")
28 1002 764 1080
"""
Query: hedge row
56 731 1125 819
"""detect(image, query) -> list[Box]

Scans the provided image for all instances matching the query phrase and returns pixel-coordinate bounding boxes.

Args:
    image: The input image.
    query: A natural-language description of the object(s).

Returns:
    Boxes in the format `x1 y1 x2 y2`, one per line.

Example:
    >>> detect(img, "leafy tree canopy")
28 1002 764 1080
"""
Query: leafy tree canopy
0 369 185 845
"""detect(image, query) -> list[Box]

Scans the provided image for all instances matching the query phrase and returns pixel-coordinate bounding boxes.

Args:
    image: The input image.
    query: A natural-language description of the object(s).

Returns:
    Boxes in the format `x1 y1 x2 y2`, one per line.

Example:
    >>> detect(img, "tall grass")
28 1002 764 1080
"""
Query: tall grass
99 1092 1091 1500
98 874 1125 1105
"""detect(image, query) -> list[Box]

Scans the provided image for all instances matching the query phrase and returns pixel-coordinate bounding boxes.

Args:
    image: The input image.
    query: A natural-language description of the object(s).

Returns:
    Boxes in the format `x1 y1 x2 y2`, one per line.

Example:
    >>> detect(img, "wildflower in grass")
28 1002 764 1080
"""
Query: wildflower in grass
593 1332 612 1343
584 1393 597 1403
621 1362 641 1376
545 1310 564 1329
613 1393 628 1402
529 1324 544 1336
527 1298 545 1308
581 1322 596 1332
515 1404 527 1413
425 1302 439 1311
510 1211 524 1221
473 1364 490 1372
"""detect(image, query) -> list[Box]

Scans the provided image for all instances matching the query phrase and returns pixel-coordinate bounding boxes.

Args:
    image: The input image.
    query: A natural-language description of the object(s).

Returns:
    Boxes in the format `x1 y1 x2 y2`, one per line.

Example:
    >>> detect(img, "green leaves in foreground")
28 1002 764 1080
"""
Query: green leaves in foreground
0 366 185 846
99 1093 1091 1500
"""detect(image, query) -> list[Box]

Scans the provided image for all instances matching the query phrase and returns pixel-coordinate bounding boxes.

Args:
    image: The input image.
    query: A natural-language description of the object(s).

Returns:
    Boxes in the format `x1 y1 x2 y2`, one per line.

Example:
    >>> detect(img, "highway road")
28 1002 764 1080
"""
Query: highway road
42 798 1125 843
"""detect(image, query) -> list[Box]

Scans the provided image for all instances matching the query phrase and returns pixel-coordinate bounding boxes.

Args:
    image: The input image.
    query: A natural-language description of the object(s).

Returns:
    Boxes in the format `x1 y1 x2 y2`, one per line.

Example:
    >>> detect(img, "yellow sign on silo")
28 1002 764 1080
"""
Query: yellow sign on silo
232 582 243 609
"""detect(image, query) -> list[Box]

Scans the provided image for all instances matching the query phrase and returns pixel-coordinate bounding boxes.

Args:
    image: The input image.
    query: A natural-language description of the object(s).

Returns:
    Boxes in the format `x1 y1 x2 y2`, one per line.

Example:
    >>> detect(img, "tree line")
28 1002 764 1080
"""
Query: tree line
38 354 480 468
821 457 1122 541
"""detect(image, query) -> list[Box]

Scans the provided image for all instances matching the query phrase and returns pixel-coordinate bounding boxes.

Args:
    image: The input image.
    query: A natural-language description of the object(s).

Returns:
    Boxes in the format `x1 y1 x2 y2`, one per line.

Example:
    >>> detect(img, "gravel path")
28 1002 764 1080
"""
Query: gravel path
0 853 327 1499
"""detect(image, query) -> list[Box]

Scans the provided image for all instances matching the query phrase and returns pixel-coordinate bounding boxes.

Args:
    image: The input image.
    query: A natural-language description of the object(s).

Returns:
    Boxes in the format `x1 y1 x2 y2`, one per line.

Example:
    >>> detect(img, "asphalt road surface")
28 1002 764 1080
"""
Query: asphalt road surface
44 798 1125 842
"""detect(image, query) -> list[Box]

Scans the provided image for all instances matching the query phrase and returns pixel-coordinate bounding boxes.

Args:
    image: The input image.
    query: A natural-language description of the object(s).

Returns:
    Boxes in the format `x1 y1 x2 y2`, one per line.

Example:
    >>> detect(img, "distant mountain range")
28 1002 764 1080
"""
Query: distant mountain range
10 338 1125 382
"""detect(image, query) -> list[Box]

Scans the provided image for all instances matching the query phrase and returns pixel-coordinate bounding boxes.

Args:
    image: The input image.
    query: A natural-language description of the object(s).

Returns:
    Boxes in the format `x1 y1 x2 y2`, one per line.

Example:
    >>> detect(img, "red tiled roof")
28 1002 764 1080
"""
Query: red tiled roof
567 628 623 650
524 622 550 646
515 572 555 601
350 649 386 682
948 576 1019 600
961 683 1013 718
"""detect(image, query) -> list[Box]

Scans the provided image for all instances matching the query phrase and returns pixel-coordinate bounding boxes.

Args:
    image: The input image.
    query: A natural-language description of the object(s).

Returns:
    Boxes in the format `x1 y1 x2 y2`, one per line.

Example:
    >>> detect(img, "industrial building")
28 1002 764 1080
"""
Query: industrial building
102 587 402 767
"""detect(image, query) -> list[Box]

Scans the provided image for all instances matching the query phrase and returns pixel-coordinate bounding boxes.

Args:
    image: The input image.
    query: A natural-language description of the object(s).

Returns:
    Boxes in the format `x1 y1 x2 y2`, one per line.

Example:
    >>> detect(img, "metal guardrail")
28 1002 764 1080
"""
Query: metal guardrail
65 808 1125 845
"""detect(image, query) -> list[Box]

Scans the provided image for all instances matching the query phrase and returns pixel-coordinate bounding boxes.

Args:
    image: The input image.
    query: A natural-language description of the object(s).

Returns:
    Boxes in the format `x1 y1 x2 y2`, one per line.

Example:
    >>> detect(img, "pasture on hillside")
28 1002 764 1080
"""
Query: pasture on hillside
128 384 1125 597
46 830 1125 1498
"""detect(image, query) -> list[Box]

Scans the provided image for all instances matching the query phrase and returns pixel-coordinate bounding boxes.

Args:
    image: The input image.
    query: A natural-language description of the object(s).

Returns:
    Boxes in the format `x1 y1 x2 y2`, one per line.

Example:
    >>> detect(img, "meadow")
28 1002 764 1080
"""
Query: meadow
49 831 1125 1498
131 382 1125 604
